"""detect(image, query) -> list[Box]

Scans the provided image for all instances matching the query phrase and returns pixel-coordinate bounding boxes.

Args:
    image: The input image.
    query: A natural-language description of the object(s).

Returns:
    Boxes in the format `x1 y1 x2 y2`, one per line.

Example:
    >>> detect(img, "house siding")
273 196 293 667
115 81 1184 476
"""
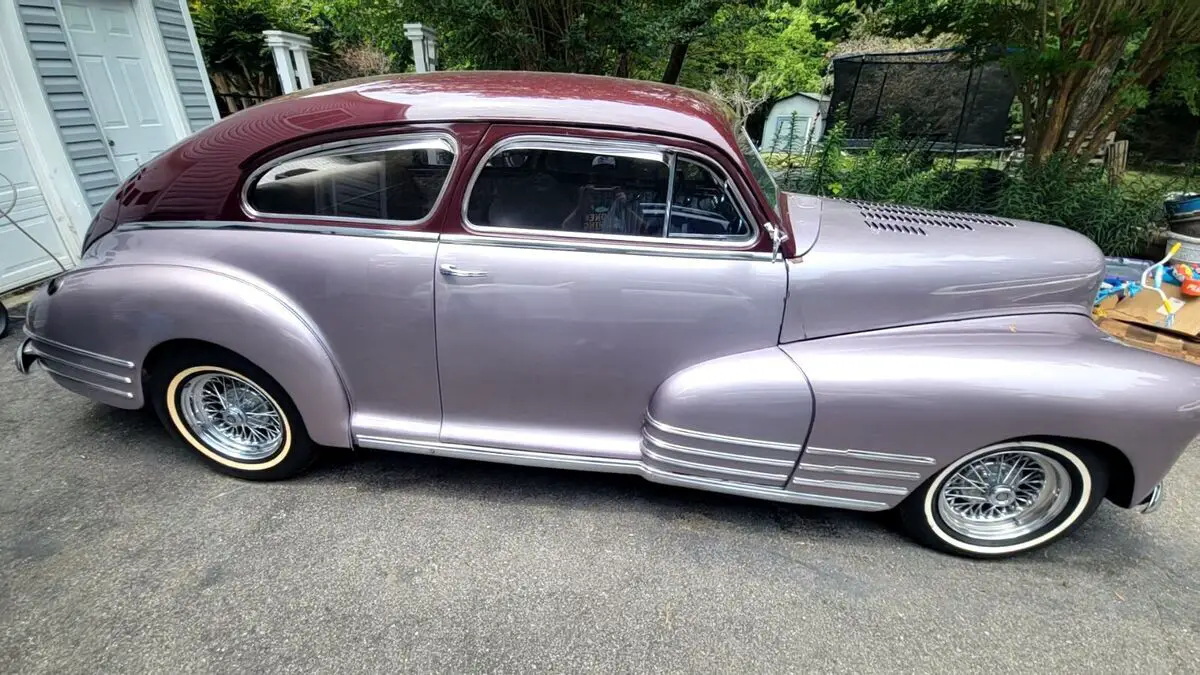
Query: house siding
16 0 120 212
152 0 215 132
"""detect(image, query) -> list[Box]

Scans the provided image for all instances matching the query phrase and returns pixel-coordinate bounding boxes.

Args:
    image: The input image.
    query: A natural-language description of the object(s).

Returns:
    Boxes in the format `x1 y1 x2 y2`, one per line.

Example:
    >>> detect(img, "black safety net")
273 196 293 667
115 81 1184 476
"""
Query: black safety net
828 49 1016 152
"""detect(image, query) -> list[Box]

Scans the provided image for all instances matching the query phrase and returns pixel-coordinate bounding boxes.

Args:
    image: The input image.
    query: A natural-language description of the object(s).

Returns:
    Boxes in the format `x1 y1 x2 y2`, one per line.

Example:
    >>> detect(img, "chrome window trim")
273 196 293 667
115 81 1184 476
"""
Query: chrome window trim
460 134 759 250
438 233 772 261
116 220 442 242
241 132 459 228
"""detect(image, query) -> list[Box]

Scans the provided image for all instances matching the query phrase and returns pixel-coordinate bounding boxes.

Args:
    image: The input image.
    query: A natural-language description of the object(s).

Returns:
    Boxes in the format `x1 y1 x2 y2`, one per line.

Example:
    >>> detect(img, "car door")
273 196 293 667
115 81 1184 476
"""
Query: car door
433 128 787 459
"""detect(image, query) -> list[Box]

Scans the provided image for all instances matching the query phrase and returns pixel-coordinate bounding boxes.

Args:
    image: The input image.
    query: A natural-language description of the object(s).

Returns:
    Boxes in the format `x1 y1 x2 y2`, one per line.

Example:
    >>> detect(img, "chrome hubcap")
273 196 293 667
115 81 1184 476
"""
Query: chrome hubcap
179 372 284 461
937 450 1072 541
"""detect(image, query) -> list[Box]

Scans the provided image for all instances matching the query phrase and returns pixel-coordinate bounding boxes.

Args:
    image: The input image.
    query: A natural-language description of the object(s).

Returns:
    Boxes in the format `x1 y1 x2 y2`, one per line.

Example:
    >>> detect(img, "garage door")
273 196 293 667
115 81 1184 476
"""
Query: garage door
62 0 175 178
0 83 68 294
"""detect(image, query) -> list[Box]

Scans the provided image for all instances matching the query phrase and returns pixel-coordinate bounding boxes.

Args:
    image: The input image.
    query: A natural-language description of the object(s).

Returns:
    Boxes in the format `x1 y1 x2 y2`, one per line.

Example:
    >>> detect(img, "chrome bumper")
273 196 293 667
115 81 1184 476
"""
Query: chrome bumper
1138 483 1164 515
13 337 36 374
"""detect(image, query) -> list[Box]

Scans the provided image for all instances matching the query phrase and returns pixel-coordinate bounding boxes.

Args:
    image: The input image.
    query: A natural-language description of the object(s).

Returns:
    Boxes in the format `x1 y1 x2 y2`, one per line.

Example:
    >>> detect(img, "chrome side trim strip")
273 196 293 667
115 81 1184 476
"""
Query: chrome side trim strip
803 446 936 466
642 431 796 468
355 434 641 474
26 332 135 369
356 432 889 512
642 446 789 482
438 233 772 261
39 363 135 399
790 476 910 496
642 465 889 511
27 346 133 384
796 462 921 481
116 221 441 242
644 414 802 452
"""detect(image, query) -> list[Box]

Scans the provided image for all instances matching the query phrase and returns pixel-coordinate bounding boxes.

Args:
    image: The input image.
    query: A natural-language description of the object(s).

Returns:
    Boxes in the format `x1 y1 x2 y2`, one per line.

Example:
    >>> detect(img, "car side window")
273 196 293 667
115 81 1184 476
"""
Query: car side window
466 139 754 243
468 146 669 237
247 135 455 224
668 157 752 240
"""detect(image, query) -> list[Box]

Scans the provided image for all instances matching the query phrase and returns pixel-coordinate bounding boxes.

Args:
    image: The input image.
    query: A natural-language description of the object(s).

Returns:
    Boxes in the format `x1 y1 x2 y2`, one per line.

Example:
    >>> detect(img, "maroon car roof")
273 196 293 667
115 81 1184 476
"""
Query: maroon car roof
99 72 752 233
245 71 741 157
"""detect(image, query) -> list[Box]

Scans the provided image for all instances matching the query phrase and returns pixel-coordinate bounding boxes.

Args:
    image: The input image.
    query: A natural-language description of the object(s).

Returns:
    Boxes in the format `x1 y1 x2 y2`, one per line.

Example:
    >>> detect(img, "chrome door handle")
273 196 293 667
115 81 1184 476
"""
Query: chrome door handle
439 264 488 278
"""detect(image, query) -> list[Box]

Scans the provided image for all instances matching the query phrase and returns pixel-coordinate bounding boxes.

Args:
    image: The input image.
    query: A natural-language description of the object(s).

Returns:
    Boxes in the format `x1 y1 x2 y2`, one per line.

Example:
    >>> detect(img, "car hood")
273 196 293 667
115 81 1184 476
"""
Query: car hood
779 195 1105 341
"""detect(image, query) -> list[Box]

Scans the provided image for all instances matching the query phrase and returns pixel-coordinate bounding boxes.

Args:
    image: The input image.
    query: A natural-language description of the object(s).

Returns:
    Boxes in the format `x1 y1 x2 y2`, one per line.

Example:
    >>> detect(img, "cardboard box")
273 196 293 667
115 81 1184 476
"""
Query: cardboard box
1107 283 1200 339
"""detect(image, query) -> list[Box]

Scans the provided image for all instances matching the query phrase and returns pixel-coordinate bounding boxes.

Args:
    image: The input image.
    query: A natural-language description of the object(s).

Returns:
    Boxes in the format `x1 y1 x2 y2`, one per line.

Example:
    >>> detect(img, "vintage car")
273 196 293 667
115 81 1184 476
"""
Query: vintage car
12 72 1198 557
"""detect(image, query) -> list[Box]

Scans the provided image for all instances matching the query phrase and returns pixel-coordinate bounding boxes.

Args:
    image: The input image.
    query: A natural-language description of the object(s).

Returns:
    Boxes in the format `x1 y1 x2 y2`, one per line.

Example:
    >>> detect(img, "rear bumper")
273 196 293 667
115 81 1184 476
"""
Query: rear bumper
1138 483 1164 515
13 337 35 374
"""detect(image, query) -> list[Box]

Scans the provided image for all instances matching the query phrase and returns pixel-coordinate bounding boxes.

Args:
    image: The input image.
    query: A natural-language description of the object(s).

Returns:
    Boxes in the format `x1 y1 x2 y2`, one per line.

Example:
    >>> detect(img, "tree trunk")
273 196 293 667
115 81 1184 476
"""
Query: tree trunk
661 42 689 85
615 50 630 78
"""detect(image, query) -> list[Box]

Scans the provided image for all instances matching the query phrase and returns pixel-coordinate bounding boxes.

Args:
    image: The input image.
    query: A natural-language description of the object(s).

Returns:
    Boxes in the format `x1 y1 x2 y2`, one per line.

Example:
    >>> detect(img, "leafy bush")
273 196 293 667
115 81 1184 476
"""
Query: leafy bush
780 117 1184 256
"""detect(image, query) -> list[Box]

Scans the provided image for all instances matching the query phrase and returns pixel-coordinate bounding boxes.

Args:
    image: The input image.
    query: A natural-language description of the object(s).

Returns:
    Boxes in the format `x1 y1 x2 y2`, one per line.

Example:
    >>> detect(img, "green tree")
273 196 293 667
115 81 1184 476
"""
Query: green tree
190 0 311 99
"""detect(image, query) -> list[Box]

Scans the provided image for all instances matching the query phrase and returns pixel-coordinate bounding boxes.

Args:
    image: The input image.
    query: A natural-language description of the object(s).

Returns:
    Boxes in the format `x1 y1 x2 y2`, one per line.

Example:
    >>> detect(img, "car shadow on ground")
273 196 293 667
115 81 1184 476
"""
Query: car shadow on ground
83 401 1156 564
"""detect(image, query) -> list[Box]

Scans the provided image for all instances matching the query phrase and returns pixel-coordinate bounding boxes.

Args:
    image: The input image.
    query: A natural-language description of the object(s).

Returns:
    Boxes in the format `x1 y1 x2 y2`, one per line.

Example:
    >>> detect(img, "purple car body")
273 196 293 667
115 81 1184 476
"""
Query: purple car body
14 72 1198 557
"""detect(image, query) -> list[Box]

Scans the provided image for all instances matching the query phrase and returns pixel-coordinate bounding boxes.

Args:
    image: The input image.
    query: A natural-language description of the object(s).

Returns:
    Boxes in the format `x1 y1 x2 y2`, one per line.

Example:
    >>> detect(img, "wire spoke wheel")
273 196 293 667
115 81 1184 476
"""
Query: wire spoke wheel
936 450 1072 541
178 372 285 462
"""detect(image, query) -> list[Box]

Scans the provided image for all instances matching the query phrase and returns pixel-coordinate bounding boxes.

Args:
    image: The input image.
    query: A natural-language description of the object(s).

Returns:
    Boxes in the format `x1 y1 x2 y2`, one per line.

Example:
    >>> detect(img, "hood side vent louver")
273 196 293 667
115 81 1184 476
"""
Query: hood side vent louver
845 199 1017 230
864 219 928 236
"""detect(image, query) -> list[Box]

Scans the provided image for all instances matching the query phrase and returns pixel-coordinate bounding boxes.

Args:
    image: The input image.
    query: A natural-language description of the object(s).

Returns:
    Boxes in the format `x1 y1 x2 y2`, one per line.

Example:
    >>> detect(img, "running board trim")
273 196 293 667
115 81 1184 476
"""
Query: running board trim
354 433 890 511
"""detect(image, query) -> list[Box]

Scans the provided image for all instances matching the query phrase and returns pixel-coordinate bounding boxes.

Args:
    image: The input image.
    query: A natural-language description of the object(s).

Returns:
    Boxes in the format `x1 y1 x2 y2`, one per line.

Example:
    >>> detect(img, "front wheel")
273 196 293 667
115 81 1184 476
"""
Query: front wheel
899 440 1108 558
149 348 318 480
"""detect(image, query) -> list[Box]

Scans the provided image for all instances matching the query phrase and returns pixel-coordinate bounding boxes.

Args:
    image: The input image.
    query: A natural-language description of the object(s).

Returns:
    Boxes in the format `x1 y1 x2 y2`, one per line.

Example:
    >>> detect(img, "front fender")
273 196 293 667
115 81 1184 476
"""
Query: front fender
781 313 1200 506
25 264 352 448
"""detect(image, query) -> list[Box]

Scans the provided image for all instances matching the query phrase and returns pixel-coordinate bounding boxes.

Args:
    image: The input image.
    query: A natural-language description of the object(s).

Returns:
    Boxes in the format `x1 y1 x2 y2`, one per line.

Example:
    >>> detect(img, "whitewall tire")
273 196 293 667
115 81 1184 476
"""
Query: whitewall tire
899 441 1108 558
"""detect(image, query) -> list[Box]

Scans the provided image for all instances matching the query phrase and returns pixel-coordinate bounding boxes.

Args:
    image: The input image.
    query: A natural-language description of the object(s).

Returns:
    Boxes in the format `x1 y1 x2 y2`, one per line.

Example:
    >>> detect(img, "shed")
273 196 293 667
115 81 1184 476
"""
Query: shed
759 93 829 154
0 0 219 293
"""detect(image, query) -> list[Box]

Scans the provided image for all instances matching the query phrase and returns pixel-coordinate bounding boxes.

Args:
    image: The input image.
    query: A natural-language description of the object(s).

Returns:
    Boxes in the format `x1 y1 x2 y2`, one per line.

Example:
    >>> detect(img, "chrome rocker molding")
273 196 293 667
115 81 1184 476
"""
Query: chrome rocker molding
355 433 889 511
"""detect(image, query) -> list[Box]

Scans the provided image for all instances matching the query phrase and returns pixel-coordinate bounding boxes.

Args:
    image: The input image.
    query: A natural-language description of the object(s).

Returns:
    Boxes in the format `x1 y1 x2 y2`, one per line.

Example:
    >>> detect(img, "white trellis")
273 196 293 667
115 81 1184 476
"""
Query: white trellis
262 30 314 94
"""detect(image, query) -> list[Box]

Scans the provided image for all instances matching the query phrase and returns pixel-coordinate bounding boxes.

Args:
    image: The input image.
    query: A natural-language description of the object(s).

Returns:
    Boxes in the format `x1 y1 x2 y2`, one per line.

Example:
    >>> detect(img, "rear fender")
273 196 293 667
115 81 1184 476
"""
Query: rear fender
24 264 352 447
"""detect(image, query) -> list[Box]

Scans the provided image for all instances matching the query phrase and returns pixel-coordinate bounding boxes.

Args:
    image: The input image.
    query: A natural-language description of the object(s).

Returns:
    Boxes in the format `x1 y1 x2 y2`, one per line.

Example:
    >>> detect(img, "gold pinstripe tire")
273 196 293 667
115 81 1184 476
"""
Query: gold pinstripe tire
149 347 318 480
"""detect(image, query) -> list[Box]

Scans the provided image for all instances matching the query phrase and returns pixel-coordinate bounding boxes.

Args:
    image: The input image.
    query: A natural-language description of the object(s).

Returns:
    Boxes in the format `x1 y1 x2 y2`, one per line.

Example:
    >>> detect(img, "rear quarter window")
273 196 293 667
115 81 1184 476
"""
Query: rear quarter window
246 135 456 224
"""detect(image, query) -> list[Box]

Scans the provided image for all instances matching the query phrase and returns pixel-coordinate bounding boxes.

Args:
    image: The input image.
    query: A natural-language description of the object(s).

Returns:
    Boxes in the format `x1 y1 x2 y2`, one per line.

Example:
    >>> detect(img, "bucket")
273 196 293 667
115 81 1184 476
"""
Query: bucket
1167 231 1200 264
1166 194 1200 236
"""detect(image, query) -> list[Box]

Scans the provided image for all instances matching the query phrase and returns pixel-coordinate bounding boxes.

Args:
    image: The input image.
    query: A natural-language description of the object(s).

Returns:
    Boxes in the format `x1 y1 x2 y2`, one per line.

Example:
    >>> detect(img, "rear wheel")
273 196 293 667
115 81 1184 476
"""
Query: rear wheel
899 440 1107 558
149 347 317 480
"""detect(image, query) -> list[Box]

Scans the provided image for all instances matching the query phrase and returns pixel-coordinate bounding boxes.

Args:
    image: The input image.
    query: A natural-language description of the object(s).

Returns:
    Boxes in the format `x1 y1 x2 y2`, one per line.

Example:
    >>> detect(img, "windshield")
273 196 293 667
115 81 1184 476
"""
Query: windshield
736 127 779 214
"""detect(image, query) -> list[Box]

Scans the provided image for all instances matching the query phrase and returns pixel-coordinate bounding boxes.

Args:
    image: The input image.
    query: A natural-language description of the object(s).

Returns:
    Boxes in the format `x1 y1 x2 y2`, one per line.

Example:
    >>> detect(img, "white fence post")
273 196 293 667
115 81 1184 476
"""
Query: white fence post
403 23 438 73
263 30 314 94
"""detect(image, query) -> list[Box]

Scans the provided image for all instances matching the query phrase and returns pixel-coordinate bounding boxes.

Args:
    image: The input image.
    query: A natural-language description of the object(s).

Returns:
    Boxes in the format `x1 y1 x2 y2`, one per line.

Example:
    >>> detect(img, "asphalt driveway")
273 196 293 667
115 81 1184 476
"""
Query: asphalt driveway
2 327 1198 673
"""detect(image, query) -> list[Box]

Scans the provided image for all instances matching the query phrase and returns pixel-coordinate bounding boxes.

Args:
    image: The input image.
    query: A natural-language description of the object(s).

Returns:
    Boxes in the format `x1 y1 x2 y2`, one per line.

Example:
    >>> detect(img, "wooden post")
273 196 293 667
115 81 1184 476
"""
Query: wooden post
1106 140 1129 183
